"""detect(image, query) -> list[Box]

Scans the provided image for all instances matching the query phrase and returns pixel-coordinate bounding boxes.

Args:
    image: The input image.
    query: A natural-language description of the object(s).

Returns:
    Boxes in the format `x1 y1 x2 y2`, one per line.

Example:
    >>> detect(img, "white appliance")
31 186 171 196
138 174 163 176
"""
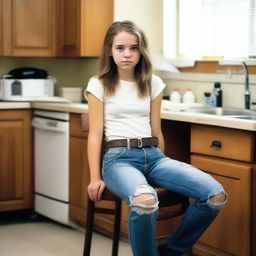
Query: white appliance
0 67 55 101
0 78 55 101
32 110 70 225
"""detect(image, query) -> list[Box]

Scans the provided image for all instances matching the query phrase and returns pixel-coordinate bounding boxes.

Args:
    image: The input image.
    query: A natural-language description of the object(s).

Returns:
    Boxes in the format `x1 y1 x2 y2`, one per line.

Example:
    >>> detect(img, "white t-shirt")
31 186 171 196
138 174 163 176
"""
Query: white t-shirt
85 74 165 141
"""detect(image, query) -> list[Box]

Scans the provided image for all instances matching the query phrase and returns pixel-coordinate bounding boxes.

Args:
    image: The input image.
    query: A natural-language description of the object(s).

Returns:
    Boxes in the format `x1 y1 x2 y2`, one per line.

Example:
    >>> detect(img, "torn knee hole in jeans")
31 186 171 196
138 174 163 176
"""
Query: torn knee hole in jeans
208 192 228 209
129 185 159 215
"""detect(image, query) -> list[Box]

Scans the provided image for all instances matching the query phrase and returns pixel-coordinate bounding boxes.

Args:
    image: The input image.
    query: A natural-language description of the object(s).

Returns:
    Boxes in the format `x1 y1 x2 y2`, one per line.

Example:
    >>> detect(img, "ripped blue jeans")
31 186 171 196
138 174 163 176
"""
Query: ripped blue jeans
102 146 227 256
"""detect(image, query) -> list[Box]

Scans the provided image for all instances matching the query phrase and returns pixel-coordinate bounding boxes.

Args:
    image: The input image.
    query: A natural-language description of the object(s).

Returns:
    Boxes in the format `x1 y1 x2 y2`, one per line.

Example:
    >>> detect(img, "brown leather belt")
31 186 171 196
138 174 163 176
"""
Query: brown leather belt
106 137 159 149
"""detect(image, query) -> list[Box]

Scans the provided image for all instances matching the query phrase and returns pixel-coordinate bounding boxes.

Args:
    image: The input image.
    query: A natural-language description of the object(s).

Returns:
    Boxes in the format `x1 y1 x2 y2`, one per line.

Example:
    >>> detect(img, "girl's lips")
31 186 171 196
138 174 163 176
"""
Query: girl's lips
121 61 132 64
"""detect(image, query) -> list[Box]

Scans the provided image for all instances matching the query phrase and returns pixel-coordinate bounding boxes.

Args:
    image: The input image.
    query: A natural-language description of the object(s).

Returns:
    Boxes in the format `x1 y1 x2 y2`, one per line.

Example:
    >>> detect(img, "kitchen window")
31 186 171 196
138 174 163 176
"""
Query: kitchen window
164 0 256 60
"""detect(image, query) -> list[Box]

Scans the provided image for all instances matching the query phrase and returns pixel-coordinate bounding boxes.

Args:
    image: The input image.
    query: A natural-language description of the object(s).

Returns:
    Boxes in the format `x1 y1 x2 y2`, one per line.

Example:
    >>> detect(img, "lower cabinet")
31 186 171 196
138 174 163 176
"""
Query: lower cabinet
191 154 253 256
190 124 256 256
0 110 33 211
69 114 90 223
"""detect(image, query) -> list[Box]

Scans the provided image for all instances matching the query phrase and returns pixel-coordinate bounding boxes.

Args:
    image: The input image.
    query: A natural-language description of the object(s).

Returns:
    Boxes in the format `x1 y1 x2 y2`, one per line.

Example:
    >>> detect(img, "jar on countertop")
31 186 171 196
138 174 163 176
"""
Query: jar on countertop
170 88 181 103
183 88 195 104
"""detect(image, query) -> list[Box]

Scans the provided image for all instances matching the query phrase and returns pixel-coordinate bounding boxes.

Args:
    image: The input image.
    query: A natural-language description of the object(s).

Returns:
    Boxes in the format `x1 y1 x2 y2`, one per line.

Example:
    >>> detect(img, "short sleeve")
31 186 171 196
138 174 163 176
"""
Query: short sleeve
84 77 104 102
151 74 166 99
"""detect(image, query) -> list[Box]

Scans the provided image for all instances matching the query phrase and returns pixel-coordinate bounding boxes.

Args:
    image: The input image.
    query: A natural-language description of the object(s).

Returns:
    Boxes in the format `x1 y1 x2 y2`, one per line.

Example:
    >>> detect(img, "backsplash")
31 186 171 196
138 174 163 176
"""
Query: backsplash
0 57 100 97
1 56 256 109
157 71 256 109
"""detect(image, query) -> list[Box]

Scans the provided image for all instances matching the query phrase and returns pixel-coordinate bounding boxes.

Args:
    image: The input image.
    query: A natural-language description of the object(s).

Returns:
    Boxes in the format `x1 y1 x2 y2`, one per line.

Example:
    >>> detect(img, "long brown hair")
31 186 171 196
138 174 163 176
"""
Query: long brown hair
98 20 152 97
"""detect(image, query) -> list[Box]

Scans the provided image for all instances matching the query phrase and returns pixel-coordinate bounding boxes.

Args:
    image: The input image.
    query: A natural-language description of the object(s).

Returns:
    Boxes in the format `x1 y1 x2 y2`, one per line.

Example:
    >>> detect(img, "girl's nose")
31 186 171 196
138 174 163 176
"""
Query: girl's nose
123 49 131 57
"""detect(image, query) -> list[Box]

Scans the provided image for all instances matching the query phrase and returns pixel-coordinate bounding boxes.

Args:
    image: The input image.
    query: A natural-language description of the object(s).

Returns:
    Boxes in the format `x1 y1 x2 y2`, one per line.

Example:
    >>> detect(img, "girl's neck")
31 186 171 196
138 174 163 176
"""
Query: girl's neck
118 69 136 82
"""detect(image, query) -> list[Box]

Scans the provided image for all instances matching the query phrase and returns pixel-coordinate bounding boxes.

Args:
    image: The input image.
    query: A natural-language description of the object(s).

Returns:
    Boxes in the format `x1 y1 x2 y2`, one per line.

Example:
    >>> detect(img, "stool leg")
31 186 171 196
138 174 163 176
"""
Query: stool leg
111 199 122 256
83 199 95 256
186 248 193 256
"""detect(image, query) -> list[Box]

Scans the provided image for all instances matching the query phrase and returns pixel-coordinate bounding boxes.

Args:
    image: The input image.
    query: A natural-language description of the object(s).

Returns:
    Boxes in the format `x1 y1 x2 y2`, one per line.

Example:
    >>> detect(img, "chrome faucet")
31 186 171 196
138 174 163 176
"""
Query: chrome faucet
242 62 250 109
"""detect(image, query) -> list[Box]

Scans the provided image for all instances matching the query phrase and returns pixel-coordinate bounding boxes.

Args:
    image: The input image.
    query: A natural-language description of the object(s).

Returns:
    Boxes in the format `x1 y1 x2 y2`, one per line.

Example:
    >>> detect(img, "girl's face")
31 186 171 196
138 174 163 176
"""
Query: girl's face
111 31 141 73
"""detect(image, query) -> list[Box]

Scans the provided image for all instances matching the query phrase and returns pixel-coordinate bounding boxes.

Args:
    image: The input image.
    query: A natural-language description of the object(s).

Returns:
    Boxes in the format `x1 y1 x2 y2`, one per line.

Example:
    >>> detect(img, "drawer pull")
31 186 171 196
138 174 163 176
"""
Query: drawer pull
210 140 222 148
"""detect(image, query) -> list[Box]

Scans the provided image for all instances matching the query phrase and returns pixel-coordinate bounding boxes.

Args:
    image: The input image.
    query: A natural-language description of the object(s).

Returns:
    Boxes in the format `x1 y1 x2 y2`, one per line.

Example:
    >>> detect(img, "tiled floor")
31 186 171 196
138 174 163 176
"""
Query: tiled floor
0 210 132 256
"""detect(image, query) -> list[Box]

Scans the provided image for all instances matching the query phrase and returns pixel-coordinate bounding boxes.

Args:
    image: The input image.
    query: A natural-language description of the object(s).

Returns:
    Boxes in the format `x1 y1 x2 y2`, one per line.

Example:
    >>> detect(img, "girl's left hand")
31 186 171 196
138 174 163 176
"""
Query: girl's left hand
87 179 106 202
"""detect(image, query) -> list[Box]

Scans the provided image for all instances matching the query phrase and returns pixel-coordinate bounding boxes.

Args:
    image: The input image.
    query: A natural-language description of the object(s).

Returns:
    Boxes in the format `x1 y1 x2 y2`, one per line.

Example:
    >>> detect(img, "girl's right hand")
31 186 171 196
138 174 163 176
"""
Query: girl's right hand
87 179 106 202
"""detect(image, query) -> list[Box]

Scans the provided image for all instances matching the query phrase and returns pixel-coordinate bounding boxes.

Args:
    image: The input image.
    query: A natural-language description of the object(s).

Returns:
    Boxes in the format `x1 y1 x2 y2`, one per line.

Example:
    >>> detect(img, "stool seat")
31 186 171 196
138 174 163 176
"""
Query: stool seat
101 189 121 201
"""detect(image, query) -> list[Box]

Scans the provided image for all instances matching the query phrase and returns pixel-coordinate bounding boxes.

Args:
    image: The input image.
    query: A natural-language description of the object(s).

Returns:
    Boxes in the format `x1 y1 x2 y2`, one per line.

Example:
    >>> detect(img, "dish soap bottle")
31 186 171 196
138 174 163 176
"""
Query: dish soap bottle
203 92 212 106
183 88 195 104
170 88 181 103
210 82 222 107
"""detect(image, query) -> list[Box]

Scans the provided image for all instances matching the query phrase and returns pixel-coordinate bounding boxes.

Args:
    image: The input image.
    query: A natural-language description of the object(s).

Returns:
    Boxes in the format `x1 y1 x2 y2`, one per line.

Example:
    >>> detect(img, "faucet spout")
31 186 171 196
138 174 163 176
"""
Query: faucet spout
242 62 250 109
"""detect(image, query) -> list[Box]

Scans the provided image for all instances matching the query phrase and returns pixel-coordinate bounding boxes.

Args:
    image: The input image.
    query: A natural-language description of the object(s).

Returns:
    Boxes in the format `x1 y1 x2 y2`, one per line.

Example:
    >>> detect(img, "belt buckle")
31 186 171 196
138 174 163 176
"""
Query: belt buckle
127 138 131 150
137 137 143 148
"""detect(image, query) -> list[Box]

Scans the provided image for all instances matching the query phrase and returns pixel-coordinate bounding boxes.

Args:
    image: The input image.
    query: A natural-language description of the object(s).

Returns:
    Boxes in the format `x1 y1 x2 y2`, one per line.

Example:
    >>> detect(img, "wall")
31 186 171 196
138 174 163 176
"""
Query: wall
0 57 99 97
159 71 256 109
114 0 163 54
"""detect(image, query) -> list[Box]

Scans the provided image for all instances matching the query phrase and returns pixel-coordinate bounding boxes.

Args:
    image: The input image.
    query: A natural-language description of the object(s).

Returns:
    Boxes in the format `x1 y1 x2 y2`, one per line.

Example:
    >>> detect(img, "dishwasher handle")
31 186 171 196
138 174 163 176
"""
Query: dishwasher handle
31 117 68 133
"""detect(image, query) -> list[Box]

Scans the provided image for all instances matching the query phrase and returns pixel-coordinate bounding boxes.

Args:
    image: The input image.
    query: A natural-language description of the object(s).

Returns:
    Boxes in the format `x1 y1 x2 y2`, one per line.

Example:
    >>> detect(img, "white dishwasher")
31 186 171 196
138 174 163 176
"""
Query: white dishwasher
32 110 70 225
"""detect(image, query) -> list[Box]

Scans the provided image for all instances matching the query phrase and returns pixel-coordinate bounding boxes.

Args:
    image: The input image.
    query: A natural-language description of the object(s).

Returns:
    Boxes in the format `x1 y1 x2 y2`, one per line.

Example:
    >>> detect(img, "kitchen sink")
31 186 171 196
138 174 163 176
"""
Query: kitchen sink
229 116 256 120
184 107 256 120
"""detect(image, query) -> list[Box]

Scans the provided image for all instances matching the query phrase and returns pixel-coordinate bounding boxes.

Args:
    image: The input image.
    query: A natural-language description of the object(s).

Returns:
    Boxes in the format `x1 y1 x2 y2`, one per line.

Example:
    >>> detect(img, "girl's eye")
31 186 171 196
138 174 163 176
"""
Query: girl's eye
131 46 139 51
116 46 124 51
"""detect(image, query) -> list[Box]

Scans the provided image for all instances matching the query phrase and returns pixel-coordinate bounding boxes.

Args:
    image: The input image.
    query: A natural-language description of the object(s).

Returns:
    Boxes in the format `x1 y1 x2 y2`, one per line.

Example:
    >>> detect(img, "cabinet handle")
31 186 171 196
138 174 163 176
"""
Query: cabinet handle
210 140 222 148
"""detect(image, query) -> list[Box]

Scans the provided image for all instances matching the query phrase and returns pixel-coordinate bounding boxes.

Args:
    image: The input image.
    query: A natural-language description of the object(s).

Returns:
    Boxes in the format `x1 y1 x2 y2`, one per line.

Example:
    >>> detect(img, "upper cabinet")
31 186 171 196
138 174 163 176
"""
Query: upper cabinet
60 0 113 57
2 0 61 57
0 0 113 57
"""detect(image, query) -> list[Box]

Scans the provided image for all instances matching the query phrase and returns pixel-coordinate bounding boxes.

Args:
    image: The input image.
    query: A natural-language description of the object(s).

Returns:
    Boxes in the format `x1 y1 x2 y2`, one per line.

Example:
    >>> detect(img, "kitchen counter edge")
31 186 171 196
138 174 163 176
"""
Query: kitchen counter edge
1 102 256 131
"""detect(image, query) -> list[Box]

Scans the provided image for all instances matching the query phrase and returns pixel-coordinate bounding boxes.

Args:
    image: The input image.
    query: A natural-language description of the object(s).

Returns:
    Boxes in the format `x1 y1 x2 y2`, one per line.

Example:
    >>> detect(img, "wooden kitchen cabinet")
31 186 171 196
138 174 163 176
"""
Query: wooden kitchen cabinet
190 124 256 256
0 110 33 211
69 113 90 223
0 0 113 57
2 0 61 57
60 0 113 57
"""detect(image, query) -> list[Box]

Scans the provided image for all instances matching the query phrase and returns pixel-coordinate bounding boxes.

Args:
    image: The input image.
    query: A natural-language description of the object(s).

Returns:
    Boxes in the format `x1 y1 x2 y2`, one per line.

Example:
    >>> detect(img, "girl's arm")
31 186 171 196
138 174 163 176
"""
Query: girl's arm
150 92 165 152
87 92 105 202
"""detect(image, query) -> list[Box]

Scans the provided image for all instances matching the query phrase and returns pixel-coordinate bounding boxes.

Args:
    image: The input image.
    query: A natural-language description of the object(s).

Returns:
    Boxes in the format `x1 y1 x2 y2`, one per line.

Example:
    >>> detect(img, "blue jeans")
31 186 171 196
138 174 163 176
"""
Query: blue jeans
102 146 227 256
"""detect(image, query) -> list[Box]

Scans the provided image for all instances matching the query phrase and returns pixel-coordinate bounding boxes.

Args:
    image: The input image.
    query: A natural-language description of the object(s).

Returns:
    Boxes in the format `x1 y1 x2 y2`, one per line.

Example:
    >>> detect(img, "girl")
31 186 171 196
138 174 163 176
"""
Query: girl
85 20 227 256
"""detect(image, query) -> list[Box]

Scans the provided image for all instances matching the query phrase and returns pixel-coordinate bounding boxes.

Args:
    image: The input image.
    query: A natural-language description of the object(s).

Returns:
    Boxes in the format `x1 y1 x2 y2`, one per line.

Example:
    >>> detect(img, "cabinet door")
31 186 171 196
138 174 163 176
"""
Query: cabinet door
191 154 252 256
60 0 81 57
61 0 113 57
2 0 60 56
0 110 33 211
69 135 90 222
69 114 90 223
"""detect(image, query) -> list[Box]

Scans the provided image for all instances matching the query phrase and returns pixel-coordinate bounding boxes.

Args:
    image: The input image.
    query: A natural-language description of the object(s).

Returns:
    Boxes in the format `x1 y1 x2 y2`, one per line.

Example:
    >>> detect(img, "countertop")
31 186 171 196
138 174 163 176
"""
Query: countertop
1 102 256 131
0 102 31 109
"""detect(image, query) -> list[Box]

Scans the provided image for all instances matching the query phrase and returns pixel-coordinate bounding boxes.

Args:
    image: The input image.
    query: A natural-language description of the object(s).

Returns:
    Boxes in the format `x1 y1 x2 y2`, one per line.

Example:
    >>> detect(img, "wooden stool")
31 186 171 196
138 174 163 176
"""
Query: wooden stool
83 190 122 256
83 187 190 256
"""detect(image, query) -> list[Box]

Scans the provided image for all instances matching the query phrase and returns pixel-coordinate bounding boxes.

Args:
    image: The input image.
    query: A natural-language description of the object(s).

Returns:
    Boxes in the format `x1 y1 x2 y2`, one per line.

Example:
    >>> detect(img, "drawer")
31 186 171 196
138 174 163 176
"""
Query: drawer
191 124 255 162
